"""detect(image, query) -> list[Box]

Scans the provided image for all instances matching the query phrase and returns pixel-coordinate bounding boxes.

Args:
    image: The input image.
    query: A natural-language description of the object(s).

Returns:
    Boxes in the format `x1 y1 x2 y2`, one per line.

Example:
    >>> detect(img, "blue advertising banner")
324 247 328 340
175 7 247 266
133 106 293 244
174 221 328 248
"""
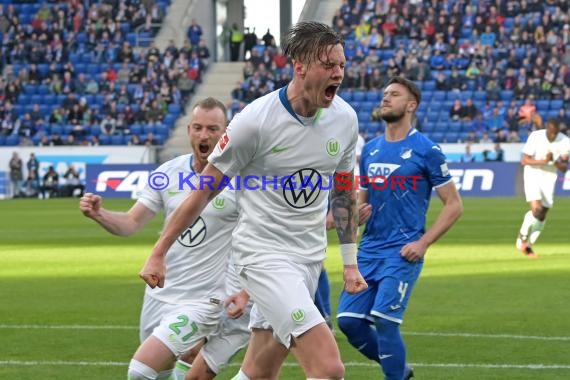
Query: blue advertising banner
86 164 158 199
447 162 519 197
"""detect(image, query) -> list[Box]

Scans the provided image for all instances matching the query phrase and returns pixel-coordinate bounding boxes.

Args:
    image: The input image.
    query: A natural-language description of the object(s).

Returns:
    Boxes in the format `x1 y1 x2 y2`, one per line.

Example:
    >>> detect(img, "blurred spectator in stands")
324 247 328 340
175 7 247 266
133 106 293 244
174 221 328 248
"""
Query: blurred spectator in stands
230 22 244 62
244 27 258 60
51 133 64 146
483 143 504 162
460 144 476 162
129 134 142 146
480 132 493 144
9 151 24 198
39 166 59 199
187 18 203 47
262 28 276 48
62 164 84 197
38 135 51 146
465 130 479 144
196 39 211 67
89 135 101 146
508 130 521 143
435 71 449 91
143 132 158 146
65 134 78 146
487 107 504 131
24 171 40 198
518 97 537 124
461 98 478 121
100 114 117 135
494 129 508 143
449 68 467 91
449 99 463 121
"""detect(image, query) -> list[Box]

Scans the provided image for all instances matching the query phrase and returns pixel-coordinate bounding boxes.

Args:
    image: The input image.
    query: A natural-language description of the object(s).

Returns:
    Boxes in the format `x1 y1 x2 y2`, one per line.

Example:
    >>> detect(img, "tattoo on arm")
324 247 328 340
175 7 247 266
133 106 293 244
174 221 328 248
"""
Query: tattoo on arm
331 172 358 244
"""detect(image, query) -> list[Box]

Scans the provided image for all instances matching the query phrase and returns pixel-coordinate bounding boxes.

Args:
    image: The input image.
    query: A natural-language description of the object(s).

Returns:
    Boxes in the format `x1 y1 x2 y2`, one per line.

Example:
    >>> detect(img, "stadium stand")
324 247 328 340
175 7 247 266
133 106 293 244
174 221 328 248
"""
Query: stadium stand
231 0 570 143
0 0 210 147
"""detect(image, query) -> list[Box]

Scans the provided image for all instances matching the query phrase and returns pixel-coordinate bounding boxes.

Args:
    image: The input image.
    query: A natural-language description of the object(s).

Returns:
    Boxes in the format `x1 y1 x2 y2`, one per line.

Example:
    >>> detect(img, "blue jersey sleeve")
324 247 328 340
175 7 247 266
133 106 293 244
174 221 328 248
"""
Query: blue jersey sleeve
359 142 372 191
425 145 452 188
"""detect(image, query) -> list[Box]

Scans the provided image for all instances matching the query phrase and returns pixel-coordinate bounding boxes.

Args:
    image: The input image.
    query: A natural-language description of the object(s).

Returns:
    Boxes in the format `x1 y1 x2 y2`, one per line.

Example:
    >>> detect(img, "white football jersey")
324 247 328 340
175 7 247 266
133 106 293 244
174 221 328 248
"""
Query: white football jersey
208 86 358 265
523 129 570 174
137 154 238 304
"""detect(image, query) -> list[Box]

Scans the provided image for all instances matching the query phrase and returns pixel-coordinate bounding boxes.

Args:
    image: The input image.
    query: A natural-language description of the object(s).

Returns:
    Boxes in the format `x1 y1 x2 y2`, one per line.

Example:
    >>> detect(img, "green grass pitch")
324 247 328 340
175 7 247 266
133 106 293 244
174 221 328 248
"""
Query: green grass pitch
1 197 569 379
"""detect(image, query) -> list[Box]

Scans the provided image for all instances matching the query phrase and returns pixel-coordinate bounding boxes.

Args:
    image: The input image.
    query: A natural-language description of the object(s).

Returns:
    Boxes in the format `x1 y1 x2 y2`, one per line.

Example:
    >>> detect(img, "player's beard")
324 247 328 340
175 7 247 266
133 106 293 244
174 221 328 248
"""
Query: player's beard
380 108 406 123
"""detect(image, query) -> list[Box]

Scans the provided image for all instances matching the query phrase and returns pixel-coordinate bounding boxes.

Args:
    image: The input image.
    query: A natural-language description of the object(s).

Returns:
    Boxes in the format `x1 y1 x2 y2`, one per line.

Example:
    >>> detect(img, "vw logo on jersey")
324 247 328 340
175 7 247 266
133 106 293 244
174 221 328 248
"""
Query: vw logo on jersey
177 216 207 247
368 163 401 183
283 168 322 209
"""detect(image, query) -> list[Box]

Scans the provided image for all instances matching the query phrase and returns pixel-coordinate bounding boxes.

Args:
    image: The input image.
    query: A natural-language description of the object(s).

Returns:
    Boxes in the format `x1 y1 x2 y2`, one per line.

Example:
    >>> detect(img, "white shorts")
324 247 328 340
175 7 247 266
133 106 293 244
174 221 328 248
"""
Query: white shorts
236 259 324 348
152 302 222 357
201 302 252 374
139 293 177 342
524 168 557 208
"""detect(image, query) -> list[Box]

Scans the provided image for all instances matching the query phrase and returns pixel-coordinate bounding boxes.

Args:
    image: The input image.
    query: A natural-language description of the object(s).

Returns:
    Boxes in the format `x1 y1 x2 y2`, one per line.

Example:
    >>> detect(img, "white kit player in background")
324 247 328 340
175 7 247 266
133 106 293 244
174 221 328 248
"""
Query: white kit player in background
80 98 251 380
516 119 570 258
140 21 367 380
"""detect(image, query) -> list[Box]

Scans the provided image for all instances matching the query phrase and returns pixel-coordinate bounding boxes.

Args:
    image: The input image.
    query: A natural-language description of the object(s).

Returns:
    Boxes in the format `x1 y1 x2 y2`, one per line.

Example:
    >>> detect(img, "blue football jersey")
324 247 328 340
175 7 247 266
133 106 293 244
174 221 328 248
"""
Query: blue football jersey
358 129 452 258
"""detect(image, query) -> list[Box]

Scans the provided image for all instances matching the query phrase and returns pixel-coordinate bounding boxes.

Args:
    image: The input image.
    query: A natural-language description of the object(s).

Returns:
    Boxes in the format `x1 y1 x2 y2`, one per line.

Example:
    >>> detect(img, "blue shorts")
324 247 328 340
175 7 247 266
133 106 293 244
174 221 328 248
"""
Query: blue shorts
337 255 423 324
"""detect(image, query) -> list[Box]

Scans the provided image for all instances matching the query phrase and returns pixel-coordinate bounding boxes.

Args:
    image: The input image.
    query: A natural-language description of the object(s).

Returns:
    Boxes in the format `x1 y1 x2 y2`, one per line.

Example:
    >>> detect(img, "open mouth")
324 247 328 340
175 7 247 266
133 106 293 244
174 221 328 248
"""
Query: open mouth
324 84 339 100
198 143 210 154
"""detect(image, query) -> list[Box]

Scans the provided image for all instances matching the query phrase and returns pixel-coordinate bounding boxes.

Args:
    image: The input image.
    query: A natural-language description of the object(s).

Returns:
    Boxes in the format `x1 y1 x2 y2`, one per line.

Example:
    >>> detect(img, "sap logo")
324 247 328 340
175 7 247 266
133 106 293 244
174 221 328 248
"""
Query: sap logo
368 163 401 183
450 169 494 191
95 170 151 198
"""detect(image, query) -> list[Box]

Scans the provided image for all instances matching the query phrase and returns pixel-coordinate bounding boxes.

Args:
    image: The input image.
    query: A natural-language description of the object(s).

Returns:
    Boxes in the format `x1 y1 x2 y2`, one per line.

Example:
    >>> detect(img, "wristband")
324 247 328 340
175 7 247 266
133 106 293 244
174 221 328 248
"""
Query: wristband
340 243 358 265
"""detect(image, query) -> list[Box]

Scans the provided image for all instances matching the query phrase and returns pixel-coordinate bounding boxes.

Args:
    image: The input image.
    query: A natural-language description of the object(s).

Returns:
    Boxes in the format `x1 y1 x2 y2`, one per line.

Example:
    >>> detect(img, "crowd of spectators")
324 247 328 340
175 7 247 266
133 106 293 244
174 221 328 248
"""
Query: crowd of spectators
231 0 570 144
0 0 211 147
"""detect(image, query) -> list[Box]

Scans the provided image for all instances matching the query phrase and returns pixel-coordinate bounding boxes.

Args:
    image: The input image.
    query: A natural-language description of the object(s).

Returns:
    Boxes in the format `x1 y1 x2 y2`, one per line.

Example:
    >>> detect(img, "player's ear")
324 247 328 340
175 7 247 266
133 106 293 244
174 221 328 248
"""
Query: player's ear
294 60 306 78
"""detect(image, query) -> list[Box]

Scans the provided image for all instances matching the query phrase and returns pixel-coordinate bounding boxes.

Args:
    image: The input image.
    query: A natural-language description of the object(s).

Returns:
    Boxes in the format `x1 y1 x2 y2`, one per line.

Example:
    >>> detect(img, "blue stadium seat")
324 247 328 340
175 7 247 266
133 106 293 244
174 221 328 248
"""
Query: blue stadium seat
365 91 381 102
168 104 181 114
535 100 549 111
423 81 436 92
99 135 111 145
111 135 126 145
338 90 352 102
6 135 20 146
430 132 445 143
367 121 383 134
360 101 376 111
500 90 513 101
427 111 440 123
352 91 366 102
0 135 5 146
129 124 142 136
90 125 102 136
155 124 169 137
550 100 563 110
432 91 445 102
143 125 155 135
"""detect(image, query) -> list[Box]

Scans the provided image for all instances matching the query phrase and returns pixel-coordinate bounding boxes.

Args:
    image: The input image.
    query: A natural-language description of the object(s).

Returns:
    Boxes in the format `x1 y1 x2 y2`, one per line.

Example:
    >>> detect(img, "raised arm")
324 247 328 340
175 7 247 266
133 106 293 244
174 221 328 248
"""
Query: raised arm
80 193 156 236
140 164 227 288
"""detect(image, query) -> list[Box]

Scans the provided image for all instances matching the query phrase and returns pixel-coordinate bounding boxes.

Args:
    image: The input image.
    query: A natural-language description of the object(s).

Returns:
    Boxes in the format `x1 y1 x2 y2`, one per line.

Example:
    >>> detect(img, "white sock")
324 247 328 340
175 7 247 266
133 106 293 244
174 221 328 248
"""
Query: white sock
529 219 545 244
519 211 537 239
231 369 251 380
128 359 158 380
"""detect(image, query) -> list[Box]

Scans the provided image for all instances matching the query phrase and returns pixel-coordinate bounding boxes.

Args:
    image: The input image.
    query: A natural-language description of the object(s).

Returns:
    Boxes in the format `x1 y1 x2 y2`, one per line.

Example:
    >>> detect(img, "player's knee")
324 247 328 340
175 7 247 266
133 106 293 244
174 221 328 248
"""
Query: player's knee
337 316 365 339
323 359 345 379
128 359 159 380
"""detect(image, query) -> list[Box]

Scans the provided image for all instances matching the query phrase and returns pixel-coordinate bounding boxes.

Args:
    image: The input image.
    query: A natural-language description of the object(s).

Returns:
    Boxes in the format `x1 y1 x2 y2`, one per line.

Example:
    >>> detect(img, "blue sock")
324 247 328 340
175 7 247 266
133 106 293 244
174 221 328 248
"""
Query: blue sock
375 318 406 380
337 316 380 363
315 269 331 319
